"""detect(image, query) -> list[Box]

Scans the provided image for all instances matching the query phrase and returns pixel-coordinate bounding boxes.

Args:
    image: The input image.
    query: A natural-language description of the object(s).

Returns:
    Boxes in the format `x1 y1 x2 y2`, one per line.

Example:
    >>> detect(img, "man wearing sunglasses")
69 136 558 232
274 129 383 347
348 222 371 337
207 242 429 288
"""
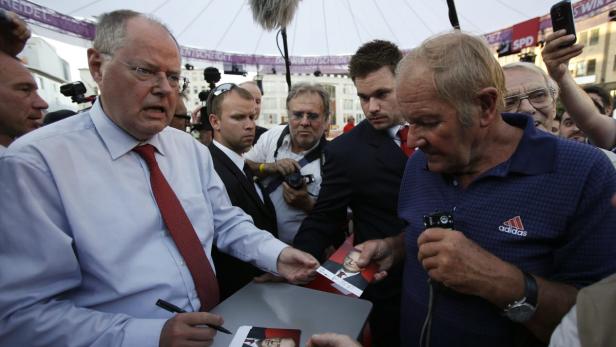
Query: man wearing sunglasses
206 83 278 300
245 83 330 245
0 10 318 347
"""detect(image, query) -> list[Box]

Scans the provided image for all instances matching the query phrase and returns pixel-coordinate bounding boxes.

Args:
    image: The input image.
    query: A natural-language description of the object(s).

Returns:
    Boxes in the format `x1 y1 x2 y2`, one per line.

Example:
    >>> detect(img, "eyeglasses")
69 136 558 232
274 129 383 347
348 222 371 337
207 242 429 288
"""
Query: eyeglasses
116 60 185 91
504 88 554 112
206 83 237 111
290 111 321 121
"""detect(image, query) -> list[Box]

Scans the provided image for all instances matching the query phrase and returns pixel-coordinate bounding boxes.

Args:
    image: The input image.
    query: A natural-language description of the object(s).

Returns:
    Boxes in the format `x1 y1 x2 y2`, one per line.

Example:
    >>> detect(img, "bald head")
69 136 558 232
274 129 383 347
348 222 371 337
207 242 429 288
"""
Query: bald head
0 52 48 146
239 81 262 118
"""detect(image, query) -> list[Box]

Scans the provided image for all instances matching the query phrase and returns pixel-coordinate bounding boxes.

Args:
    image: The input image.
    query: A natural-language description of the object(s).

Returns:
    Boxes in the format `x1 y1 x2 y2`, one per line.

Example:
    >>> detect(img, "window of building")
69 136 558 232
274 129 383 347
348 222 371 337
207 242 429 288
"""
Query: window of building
262 97 277 110
344 99 353 109
589 28 599 45
576 61 586 76
578 31 588 45
587 59 596 76
264 113 277 124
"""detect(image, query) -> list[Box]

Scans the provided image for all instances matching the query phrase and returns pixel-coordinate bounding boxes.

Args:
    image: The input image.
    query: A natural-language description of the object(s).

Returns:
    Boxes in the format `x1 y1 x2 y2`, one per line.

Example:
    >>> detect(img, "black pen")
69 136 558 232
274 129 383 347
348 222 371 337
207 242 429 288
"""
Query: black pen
156 299 232 334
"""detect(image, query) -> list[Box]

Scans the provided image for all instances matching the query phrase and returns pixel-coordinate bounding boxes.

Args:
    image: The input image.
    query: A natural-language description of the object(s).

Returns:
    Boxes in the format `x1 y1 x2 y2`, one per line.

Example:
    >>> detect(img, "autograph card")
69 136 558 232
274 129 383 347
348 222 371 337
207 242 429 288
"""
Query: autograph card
229 326 301 347
316 241 377 297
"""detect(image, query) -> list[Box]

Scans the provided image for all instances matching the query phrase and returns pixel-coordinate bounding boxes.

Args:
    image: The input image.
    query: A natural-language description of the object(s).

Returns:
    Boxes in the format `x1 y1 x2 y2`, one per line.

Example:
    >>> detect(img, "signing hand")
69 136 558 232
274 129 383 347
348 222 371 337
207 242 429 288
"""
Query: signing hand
276 246 319 284
159 312 223 347
542 29 584 82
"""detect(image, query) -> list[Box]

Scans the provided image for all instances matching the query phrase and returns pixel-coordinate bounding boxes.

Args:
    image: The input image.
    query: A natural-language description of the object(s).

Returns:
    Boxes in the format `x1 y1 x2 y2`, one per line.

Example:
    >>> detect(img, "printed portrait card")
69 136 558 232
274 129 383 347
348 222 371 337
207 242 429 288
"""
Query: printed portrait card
316 240 377 297
229 326 301 347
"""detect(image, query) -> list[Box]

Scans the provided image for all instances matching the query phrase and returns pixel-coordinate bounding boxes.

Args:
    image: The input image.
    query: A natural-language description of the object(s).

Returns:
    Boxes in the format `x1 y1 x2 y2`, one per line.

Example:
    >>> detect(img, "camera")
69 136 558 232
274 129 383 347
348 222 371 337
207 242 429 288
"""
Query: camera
423 211 454 229
284 172 315 189
60 81 96 105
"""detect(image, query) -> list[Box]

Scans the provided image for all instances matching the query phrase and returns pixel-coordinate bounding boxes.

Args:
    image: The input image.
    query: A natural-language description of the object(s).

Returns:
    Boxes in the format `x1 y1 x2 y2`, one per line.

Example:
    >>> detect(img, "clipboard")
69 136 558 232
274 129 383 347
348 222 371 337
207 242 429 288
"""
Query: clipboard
209 282 372 346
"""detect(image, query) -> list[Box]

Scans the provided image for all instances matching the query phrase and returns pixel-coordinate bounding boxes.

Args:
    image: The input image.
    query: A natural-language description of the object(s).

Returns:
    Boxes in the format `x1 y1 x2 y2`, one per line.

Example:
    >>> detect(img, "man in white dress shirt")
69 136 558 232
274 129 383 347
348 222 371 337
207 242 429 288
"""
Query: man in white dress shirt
0 10 317 347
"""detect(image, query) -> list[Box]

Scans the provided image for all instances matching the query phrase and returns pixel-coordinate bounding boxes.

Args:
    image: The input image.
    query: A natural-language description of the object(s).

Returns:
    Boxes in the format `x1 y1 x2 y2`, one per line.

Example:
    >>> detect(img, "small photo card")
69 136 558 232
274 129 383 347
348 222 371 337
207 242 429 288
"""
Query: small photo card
316 241 377 297
229 326 301 347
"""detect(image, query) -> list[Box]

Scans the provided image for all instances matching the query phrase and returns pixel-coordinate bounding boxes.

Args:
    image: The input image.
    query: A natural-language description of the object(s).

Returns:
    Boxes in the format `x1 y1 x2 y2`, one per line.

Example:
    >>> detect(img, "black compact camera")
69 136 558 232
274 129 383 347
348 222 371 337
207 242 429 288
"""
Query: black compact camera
284 172 315 189
423 211 454 229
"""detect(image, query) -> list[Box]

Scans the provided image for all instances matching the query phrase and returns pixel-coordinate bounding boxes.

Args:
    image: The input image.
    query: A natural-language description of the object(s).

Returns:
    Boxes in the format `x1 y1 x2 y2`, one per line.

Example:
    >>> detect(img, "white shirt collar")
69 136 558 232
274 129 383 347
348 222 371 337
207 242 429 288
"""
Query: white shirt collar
213 140 245 171
389 124 402 139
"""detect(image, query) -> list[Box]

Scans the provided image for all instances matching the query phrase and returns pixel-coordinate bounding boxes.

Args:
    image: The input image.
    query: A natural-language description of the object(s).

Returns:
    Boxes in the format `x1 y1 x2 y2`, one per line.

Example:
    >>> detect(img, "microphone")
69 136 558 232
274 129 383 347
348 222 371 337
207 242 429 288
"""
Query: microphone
249 0 300 30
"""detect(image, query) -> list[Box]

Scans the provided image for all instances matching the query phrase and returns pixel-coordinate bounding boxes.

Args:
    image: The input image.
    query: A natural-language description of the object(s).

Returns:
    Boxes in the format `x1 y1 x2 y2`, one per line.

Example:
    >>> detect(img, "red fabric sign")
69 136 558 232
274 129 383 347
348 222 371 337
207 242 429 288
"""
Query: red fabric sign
511 17 540 52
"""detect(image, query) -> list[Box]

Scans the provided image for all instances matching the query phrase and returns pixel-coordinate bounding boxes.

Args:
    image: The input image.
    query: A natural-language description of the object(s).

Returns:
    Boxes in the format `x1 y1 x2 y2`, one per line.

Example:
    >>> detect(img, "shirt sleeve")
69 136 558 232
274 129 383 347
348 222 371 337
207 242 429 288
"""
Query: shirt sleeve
200 149 287 273
548 306 580 347
0 154 166 347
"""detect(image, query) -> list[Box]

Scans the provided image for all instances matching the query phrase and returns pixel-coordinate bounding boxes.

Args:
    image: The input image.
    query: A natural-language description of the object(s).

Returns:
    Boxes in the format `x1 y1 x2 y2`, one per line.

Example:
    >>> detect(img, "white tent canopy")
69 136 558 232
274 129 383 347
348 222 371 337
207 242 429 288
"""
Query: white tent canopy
12 0 563 58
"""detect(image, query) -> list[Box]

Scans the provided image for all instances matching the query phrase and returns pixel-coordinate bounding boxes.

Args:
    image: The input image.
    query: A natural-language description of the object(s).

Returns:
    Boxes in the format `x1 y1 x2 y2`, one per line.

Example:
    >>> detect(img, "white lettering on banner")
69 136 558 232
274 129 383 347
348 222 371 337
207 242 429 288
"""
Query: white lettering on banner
575 0 605 17
3 0 49 23
512 36 535 51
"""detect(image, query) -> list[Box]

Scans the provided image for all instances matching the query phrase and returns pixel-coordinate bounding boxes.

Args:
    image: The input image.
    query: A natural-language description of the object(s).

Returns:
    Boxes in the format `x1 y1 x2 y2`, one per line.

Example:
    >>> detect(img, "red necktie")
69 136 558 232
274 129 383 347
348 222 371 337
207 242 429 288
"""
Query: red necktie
397 125 414 157
133 144 219 311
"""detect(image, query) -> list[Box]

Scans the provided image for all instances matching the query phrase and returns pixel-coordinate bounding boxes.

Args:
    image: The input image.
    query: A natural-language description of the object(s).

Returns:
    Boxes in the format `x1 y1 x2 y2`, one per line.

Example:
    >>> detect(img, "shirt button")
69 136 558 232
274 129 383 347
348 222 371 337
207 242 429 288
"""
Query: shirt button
452 180 459 187
179 261 185 266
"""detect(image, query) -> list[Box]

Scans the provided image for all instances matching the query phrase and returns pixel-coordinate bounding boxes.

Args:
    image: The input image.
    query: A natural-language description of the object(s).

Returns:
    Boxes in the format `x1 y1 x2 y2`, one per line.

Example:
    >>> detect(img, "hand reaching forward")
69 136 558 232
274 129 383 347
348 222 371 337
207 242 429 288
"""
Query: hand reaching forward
276 247 319 284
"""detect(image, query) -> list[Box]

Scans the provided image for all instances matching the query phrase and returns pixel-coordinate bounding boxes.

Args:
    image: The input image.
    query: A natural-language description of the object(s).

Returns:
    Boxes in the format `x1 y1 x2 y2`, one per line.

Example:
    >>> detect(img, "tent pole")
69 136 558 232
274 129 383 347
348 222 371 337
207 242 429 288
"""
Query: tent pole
281 27 292 92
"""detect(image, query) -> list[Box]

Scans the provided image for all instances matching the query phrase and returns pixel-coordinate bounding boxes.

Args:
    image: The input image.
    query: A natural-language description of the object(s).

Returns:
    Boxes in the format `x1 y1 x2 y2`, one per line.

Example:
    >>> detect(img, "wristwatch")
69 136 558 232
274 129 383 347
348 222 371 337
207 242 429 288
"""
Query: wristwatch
503 271 538 322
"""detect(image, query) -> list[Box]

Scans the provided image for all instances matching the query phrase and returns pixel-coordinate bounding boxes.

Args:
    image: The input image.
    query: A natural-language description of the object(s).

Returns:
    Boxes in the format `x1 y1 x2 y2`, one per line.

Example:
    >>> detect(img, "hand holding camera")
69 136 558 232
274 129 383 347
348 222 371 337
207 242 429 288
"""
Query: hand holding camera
543 1 582 82
282 174 315 212
263 158 300 176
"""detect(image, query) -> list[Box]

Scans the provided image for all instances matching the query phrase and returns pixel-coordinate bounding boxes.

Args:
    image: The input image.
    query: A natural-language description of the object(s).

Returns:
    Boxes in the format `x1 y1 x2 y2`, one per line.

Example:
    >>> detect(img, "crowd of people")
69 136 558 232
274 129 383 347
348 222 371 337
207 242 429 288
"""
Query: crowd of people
1 7 616 347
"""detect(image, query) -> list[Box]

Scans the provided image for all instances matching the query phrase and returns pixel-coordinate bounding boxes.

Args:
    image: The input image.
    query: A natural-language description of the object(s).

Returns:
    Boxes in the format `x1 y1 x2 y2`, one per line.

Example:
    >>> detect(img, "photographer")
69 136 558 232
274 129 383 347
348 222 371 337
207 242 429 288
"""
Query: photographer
245 83 329 244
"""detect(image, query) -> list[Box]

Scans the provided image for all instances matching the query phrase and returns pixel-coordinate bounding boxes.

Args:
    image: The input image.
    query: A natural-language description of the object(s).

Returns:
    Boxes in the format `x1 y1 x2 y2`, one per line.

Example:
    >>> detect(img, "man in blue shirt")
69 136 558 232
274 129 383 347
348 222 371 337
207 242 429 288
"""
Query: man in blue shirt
357 31 616 346
0 10 317 347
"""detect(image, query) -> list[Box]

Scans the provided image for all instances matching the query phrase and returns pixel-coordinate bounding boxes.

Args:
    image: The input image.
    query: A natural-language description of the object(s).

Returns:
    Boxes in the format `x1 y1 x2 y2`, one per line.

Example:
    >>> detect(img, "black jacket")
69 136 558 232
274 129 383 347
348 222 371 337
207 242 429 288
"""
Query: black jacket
208 143 278 300
293 120 407 346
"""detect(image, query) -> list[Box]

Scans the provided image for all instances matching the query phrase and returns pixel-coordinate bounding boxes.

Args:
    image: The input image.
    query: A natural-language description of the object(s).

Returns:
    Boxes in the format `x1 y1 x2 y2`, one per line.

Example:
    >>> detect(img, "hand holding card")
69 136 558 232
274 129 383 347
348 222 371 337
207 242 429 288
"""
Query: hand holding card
316 240 377 297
